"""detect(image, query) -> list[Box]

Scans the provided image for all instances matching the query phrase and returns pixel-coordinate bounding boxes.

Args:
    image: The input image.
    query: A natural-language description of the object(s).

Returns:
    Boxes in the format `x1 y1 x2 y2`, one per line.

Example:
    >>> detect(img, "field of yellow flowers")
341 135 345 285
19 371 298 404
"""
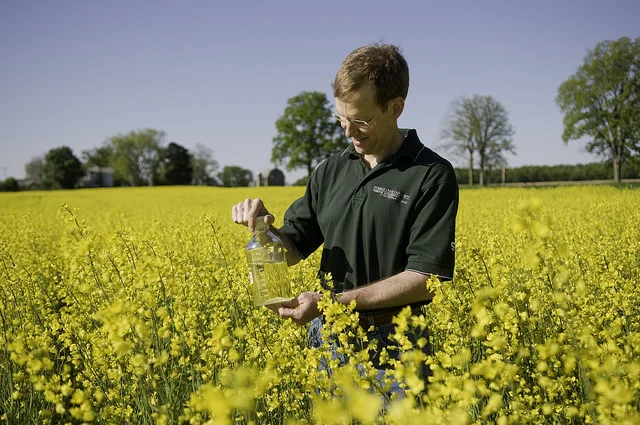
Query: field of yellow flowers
1 185 639 425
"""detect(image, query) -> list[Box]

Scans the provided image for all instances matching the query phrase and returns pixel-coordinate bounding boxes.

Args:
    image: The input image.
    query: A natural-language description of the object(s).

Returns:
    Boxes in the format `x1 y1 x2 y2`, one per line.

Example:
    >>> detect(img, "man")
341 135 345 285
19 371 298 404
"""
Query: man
232 43 458 389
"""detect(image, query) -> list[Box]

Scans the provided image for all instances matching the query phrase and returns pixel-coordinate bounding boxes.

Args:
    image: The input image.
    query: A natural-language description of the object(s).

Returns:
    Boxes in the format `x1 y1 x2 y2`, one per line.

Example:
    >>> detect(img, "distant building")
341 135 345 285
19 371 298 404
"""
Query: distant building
256 168 285 187
16 178 35 190
82 167 114 188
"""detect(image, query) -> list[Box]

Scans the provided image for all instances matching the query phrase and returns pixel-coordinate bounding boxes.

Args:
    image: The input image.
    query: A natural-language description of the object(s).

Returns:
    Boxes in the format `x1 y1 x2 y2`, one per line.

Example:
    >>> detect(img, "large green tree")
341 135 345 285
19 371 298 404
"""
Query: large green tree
190 143 219 186
217 166 253 187
107 129 165 186
82 145 113 168
156 142 193 185
0 177 18 192
441 95 516 185
42 146 85 189
272 91 345 178
556 37 640 182
24 156 44 186
81 146 114 187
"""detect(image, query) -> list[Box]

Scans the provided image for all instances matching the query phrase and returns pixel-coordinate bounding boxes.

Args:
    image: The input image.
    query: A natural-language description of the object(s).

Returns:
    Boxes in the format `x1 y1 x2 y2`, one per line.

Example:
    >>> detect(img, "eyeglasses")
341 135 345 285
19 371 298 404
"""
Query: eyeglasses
331 100 390 129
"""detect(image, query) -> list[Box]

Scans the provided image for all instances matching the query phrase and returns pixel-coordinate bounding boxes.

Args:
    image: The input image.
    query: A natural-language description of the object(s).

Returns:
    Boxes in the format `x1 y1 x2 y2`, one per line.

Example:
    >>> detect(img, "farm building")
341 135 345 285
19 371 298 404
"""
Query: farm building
256 168 285 186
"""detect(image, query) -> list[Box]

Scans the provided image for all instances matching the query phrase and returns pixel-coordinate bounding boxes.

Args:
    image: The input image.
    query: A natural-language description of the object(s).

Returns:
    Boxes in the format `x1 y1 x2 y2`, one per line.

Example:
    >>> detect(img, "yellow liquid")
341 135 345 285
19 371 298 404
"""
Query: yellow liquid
256 296 294 307
249 260 293 306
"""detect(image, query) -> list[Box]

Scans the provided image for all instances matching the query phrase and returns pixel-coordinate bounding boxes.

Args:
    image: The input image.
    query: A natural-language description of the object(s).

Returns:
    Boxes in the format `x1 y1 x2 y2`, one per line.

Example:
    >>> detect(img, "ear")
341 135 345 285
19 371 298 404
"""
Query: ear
391 97 405 119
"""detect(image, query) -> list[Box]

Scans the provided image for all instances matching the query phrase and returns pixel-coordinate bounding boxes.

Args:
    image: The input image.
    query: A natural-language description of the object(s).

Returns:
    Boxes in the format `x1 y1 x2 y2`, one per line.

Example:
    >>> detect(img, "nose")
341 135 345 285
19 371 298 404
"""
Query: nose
343 121 359 139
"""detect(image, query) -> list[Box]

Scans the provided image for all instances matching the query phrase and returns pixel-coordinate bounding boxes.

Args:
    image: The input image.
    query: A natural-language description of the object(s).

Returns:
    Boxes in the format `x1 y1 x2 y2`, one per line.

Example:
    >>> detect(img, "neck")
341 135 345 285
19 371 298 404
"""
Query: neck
362 129 404 169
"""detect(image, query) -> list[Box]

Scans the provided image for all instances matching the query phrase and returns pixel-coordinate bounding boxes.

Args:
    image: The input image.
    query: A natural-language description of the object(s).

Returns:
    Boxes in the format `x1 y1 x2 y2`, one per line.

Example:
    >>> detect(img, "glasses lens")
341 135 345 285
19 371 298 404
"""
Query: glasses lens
331 113 370 128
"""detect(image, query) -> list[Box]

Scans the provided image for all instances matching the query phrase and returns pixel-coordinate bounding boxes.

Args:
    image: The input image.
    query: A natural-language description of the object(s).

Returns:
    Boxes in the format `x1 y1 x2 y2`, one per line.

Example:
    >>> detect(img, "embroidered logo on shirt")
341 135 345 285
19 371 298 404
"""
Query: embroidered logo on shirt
372 185 410 204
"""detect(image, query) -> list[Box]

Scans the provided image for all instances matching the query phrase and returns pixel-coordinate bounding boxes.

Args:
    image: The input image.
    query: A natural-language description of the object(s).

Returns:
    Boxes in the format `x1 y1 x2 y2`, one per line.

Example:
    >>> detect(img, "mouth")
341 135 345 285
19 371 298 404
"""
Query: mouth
353 137 367 145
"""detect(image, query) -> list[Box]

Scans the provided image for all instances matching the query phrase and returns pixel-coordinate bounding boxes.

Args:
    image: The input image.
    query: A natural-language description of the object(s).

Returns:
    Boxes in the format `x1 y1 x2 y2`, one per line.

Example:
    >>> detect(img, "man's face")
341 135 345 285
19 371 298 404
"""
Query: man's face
334 84 398 159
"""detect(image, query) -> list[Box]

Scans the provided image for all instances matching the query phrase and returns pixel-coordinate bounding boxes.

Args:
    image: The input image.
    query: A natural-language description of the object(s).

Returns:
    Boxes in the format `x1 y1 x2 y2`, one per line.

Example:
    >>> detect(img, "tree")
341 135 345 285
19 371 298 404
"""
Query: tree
107 129 165 186
440 98 480 185
0 177 18 192
556 37 640 182
484 142 510 184
217 166 253 187
42 146 85 189
191 143 220 185
476 97 516 185
293 176 309 186
157 142 193 185
82 145 113 168
272 91 346 178
441 95 516 185
25 156 44 185
81 145 114 186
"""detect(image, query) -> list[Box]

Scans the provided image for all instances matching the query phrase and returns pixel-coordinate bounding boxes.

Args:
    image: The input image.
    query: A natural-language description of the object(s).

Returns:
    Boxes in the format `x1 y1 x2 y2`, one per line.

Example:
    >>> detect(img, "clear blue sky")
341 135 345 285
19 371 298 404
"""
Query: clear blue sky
1 0 639 183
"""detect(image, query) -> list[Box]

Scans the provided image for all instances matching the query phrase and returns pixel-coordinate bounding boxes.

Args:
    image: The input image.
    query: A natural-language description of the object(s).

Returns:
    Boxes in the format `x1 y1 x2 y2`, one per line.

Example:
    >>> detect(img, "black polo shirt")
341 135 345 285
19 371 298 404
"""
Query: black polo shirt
280 129 458 294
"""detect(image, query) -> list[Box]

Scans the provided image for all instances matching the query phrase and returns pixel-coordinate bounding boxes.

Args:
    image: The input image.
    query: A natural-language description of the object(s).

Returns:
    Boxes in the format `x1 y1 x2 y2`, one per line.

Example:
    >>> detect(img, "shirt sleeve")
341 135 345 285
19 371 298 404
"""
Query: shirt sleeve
279 168 325 259
405 163 458 279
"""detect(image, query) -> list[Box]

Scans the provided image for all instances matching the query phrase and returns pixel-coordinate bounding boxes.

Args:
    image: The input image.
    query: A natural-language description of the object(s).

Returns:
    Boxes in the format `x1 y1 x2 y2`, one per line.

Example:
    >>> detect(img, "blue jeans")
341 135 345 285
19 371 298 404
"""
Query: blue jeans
307 316 431 402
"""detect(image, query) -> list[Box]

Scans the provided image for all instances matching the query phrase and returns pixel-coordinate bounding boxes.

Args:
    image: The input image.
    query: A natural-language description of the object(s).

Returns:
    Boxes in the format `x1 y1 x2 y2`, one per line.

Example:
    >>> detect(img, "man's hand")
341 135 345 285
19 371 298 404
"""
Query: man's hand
231 198 274 232
276 292 322 325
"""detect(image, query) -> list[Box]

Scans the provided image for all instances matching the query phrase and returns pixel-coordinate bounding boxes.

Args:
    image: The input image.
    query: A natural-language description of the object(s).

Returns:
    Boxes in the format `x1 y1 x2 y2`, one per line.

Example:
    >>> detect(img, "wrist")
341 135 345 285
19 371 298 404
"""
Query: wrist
329 290 338 302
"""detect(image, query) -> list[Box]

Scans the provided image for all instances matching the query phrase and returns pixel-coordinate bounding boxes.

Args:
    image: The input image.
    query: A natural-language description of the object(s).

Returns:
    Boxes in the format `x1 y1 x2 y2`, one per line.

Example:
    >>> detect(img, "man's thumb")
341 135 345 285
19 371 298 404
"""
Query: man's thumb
264 215 275 227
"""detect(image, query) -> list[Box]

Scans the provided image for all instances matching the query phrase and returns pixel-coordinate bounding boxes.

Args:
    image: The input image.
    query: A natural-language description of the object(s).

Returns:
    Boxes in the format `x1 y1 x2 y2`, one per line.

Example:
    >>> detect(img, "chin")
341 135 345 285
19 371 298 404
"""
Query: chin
353 145 366 155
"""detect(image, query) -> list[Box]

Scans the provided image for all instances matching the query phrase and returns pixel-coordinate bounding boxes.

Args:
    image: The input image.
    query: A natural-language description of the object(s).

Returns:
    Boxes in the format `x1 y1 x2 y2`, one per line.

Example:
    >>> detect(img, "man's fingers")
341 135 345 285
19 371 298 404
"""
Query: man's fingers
280 298 300 309
231 204 239 223
248 199 266 232
242 198 252 227
265 303 280 313
232 203 245 224
232 199 250 225
278 296 308 324
278 306 302 322
231 198 271 231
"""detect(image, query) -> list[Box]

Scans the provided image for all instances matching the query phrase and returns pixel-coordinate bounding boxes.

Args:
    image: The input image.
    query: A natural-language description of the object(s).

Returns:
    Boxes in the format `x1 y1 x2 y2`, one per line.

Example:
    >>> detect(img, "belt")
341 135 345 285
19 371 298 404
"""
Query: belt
356 305 424 329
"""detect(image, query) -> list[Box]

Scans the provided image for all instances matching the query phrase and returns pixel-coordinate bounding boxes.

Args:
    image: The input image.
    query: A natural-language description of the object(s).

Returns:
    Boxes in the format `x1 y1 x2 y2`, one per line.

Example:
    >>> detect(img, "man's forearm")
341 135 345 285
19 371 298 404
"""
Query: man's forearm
276 270 433 326
337 270 434 310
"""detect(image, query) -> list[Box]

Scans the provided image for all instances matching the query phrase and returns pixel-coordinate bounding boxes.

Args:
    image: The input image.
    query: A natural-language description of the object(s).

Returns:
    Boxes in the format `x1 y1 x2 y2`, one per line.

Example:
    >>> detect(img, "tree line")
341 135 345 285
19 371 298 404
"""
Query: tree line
455 160 640 186
1 36 638 192
3 129 254 191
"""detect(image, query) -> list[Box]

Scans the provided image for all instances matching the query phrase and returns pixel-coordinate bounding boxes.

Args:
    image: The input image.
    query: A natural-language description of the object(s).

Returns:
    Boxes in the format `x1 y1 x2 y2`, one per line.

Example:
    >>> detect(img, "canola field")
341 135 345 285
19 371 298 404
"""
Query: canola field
1 185 639 425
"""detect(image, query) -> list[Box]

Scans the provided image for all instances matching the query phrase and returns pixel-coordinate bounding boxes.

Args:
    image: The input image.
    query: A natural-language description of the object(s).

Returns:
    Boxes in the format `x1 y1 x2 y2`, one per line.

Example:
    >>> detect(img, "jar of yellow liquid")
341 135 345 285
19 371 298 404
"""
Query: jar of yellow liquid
245 219 294 306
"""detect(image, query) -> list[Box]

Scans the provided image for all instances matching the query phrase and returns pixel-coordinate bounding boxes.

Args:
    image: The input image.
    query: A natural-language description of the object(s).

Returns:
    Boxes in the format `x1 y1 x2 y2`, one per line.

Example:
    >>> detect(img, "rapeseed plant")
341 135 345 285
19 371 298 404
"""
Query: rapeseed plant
0 185 638 424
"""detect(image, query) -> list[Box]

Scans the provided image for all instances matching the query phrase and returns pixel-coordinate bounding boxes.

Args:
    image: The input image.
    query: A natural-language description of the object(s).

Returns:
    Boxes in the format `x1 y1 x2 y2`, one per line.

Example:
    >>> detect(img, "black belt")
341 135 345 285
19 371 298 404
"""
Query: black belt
356 305 425 328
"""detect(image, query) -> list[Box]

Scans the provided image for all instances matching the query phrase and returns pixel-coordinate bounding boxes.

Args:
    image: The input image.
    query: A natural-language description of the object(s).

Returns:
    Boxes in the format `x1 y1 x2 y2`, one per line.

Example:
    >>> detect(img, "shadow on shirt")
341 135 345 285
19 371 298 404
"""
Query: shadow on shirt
318 245 354 291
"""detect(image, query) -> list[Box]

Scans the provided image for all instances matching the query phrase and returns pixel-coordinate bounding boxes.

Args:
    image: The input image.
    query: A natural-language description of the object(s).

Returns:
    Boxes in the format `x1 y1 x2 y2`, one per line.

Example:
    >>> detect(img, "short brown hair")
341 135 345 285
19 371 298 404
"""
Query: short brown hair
332 43 409 108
